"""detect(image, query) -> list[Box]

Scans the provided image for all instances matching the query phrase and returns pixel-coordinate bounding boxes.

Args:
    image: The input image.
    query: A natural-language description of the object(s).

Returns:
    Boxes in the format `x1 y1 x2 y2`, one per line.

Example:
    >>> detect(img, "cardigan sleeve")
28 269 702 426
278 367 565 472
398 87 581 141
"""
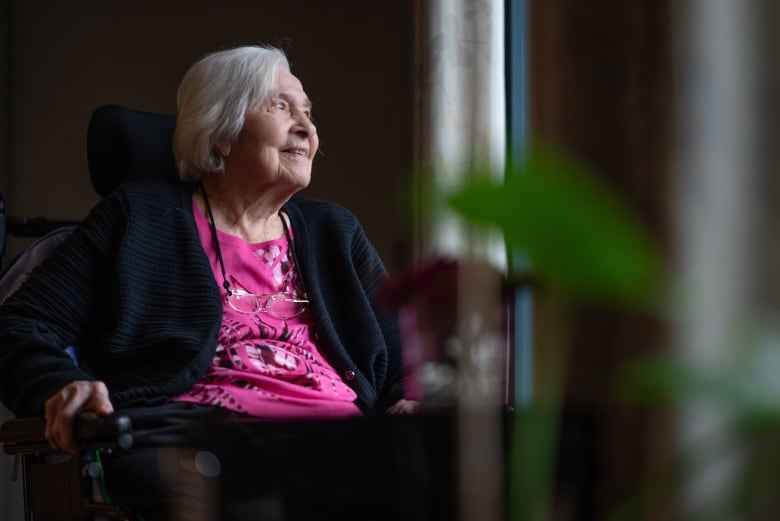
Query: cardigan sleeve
349 224 404 410
0 191 125 417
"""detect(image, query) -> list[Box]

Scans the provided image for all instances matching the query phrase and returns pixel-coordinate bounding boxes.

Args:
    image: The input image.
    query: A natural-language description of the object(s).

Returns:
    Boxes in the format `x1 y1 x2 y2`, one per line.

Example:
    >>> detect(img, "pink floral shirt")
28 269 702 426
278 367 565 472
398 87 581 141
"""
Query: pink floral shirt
171 202 361 419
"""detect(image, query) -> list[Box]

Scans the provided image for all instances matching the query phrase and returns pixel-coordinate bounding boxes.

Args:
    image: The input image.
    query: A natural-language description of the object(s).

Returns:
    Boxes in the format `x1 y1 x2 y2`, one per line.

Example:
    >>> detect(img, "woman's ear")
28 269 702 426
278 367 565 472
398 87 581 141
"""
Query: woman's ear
215 142 231 157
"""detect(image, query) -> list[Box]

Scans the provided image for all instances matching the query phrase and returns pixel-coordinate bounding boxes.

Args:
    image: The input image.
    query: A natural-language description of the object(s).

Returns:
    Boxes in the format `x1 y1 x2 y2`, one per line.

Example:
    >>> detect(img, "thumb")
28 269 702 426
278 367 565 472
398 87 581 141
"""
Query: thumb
90 383 115 415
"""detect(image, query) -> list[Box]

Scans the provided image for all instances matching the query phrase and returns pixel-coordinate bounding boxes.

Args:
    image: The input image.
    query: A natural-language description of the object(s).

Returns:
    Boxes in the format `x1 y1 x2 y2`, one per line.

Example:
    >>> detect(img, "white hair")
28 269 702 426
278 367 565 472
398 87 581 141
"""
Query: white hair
173 45 290 183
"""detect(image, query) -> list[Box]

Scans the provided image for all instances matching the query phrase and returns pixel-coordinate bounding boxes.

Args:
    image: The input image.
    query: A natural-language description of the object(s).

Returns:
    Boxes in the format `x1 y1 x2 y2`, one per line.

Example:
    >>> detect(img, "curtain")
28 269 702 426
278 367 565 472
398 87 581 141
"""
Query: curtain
415 0 506 267
413 2 506 521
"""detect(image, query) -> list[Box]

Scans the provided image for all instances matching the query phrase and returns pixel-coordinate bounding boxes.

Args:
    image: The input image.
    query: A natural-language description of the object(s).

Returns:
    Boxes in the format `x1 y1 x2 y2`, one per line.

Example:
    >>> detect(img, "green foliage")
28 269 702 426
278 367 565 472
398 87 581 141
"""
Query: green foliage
623 318 780 429
447 146 664 304
506 407 561 521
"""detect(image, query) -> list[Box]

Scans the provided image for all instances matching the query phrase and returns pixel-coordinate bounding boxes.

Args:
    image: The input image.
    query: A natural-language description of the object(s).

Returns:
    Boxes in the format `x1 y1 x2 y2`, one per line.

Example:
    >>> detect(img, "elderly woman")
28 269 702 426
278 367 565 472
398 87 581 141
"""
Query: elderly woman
0 45 416 518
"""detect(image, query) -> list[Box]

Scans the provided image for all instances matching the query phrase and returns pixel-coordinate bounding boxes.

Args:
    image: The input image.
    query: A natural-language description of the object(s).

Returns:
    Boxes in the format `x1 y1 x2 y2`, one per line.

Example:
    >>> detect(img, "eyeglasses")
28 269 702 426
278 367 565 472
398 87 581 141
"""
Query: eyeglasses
226 276 309 319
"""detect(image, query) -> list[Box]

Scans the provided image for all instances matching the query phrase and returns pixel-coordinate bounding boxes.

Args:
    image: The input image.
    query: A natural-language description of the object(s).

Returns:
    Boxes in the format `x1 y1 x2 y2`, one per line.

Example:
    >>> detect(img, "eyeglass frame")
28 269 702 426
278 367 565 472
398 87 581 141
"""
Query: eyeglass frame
225 275 309 319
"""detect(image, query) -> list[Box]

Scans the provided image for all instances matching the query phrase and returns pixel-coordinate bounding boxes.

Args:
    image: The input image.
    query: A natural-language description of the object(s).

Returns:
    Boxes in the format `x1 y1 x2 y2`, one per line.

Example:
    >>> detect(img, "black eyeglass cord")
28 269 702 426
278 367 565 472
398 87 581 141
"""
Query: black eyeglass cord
198 183 307 299
199 183 232 296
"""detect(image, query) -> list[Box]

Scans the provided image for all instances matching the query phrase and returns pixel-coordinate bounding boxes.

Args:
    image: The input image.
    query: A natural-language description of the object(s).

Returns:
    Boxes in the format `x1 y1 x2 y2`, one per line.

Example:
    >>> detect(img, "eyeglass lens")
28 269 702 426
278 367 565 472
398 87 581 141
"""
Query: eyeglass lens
227 289 307 319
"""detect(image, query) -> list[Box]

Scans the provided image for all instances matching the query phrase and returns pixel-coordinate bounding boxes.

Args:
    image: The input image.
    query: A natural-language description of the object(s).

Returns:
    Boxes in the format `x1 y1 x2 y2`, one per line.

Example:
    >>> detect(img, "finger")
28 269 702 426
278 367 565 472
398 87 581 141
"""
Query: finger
44 392 65 449
87 381 114 415
385 399 420 415
398 400 419 414
53 385 88 453
45 385 77 451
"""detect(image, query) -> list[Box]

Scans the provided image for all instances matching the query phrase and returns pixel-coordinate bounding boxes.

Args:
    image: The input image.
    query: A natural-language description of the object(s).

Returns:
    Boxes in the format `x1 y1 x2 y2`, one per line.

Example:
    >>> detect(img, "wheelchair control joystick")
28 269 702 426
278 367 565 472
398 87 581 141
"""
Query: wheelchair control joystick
74 411 134 450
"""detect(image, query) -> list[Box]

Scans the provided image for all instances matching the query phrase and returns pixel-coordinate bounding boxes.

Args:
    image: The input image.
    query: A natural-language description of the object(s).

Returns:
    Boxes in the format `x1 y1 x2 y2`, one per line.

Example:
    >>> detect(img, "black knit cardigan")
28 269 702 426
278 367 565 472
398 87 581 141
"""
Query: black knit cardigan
0 180 402 417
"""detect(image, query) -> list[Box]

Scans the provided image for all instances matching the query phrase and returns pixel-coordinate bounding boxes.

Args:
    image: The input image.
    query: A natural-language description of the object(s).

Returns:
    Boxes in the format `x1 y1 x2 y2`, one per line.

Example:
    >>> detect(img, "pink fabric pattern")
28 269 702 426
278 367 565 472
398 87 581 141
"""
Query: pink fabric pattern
171 202 360 419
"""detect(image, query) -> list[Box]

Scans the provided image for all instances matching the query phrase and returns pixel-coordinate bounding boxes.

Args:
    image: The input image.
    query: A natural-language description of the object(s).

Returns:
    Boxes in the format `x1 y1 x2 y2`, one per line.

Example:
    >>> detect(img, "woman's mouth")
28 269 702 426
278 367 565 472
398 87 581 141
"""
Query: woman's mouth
281 147 308 157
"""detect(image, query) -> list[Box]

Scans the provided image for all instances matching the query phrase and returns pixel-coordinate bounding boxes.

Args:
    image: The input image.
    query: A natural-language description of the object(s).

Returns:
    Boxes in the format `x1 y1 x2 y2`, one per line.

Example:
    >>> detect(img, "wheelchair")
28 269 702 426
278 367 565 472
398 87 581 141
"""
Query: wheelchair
0 105 178 520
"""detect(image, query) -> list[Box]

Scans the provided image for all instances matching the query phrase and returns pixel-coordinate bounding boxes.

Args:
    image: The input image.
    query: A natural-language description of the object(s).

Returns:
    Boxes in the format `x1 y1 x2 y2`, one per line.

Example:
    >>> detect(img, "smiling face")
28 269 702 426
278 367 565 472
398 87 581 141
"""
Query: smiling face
222 68 318 197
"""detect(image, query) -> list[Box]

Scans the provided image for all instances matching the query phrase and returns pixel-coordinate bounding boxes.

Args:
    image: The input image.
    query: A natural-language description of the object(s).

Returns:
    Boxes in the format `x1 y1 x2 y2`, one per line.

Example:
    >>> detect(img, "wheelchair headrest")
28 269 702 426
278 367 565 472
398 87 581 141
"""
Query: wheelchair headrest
87 105 179 197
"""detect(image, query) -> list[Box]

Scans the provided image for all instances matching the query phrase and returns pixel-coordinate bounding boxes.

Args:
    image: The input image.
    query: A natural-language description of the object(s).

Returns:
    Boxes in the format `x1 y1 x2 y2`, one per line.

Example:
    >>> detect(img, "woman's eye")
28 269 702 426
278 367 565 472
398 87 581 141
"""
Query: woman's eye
269 100 290 112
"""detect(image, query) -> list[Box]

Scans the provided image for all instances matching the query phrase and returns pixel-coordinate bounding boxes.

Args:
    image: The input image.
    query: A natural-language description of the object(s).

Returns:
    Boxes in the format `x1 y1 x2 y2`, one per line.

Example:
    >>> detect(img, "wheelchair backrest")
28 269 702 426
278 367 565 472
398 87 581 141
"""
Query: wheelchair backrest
0 226 76 305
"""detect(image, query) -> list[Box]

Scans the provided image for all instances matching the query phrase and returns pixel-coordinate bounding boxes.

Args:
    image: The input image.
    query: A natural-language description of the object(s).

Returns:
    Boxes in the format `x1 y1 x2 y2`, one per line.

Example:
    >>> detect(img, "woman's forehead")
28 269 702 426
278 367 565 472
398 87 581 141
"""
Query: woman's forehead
274 70 312 105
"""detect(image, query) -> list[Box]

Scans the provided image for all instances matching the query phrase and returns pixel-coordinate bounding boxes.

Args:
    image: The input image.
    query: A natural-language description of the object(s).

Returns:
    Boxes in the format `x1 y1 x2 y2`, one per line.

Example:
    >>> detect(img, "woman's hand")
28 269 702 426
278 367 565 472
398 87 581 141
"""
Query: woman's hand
44 380 114 453
385 399 420 415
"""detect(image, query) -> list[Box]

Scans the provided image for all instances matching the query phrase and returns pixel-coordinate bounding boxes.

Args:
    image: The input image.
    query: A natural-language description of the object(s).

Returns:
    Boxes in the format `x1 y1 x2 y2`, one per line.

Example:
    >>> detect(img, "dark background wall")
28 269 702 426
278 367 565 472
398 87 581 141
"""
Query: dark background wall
0 0 413 269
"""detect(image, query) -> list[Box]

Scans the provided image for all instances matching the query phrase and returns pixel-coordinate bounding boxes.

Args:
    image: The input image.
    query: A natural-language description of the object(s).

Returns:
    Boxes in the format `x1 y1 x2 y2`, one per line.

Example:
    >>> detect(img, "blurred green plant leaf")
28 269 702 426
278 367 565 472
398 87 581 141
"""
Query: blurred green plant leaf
623 321 780 429
447 146 664 304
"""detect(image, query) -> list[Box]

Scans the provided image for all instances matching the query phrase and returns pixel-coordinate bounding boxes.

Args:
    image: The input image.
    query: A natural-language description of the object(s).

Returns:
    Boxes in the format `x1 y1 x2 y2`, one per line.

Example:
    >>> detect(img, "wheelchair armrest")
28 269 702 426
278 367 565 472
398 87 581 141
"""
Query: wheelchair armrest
0 412 133 455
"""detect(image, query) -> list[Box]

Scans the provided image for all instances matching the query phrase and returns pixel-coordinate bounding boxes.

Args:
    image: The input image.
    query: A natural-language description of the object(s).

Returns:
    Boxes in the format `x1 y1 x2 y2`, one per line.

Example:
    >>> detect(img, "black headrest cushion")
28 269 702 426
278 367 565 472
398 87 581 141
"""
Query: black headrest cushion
87 105 179 197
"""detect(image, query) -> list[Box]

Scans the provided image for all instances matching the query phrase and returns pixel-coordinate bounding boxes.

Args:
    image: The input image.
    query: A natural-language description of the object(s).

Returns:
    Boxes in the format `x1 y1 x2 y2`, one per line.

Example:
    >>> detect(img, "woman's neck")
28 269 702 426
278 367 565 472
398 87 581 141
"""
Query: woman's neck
196 180 286 243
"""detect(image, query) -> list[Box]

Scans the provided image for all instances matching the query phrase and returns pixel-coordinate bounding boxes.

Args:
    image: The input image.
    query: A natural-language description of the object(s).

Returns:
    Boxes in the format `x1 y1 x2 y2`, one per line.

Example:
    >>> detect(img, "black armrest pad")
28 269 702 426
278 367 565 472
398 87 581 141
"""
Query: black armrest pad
0 416 46 445
0 412 133 455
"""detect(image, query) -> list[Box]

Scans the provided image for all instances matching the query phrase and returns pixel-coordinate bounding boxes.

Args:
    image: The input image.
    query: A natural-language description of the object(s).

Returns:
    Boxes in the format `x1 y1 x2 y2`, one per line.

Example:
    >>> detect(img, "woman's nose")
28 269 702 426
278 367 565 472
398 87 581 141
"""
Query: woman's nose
292 111 316 136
